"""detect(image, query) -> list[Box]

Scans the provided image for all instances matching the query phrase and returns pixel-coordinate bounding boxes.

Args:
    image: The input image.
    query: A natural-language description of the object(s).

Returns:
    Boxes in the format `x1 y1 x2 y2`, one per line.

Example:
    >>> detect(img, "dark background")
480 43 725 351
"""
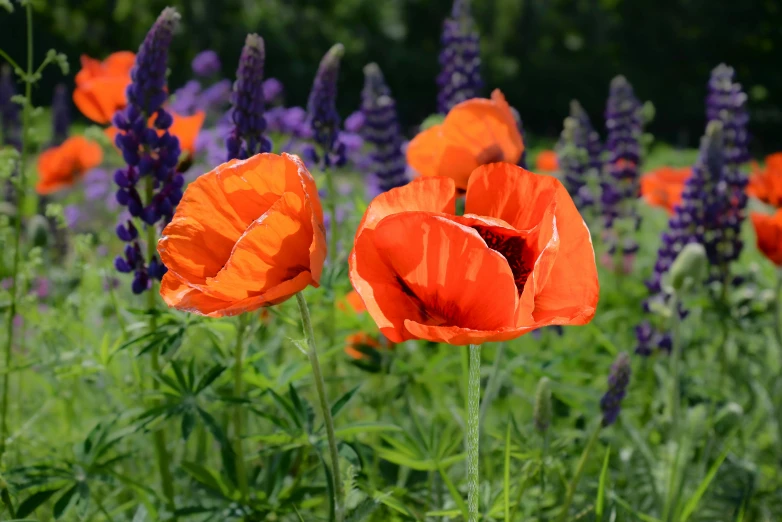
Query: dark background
3 0 781 153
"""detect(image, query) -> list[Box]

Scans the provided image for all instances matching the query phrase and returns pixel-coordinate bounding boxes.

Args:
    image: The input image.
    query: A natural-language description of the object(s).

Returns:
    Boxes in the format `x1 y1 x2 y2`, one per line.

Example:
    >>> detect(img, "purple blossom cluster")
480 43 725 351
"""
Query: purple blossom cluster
437 0 482 113
601 76 644 257
359 63 407 194
112 8 182 294
307 44 346 168
556 100 603 209
636 122 726 355
51 84 70 147
0 65 20 150
226 34 271 161
705 64 750 281
600 352 631 426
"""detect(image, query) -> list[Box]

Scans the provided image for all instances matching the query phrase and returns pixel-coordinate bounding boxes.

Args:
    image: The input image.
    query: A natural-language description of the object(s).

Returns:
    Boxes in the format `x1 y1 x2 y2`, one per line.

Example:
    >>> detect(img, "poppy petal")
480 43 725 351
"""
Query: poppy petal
169 110 205 154
751 211 782 265
372 212 518 338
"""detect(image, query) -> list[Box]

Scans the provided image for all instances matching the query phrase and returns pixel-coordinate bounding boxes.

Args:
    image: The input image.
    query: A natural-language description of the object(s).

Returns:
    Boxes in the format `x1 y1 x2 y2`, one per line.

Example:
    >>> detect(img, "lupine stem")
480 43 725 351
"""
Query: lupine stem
295 292 343 522
145 180 176 516
555 421 601 522
233 314 249 499
466 344 482 522
0 1 33 461
662 292 684 522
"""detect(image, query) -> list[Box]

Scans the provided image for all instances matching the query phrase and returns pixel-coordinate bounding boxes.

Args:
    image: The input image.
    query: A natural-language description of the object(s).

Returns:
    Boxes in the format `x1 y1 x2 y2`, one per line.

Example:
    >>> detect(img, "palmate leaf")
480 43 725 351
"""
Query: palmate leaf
16 487 62 518
52 483 78 519
345 497 379 522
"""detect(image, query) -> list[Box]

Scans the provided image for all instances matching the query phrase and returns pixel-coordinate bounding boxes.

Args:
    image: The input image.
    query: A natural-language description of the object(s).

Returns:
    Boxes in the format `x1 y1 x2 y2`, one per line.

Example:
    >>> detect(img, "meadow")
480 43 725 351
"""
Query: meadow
0 1 781 521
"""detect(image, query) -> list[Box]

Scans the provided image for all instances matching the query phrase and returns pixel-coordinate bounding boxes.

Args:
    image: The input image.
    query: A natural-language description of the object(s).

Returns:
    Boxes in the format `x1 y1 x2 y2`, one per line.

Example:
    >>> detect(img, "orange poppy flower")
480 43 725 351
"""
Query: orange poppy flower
536 150 558 172
748 153 782 208
349 163 599 345
406 89 524 190
750 210 782 265
158 153 327 317
344 332 383 360
338 290 366 314
73 52 135 124
640 166 691 214
36 136 103 195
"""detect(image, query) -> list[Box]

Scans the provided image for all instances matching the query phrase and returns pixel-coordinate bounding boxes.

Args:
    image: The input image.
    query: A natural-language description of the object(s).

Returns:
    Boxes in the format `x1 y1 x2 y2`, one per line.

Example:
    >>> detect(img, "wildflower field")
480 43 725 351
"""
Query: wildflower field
1 0 782 521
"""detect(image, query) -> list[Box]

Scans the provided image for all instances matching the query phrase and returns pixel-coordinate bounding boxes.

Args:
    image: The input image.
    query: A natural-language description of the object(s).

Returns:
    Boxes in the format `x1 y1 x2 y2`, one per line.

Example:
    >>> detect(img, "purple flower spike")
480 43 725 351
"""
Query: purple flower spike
112 7 182 293
600 352 631 426
0 64 20 150
437 0 483 113
307 43 346 168
557 100 603 210
360 63 408 193
227 34 271 161
51 84 70 147
192 50 221 77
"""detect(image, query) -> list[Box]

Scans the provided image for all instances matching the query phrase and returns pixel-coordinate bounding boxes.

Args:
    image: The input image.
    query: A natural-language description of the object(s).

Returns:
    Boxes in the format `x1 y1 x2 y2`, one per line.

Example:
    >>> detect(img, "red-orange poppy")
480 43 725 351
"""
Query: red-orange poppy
158 153 326 317
344 332 383 360
338 290 366 314
73 52 135 124
536 150 558 172
750 210 782 266
349 163 599 345
406 90 524 190
640 166 691 214
748 153 782 208
36 136 103 195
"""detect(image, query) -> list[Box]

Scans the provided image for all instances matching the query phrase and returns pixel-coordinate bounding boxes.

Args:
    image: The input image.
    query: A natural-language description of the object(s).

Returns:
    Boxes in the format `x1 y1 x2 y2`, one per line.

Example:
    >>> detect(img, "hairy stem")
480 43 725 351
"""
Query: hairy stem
296 292 343 522
466 344 482 522
0 2 34 461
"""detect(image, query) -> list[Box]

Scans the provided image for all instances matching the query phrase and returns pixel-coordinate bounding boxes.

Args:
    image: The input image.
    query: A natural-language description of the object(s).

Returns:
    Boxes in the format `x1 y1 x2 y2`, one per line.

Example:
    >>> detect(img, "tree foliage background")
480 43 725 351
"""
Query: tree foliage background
4 0 782 151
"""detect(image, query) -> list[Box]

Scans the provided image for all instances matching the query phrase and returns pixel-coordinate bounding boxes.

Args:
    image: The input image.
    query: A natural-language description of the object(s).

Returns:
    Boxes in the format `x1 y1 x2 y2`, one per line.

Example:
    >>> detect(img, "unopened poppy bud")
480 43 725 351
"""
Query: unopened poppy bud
668 242 707 293
534 377 552 433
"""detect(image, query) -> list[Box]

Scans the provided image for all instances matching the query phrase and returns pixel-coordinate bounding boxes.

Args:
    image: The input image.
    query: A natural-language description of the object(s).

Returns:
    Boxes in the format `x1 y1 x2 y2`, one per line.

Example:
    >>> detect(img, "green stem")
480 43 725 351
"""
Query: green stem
662 293 684 522
539 433 549 522
0 2 33 462
555 422 601 522
774 270 782 350
466 344 482 522
233 314 249 500
145 180 176 516
295 292 343 522
324 168 338 265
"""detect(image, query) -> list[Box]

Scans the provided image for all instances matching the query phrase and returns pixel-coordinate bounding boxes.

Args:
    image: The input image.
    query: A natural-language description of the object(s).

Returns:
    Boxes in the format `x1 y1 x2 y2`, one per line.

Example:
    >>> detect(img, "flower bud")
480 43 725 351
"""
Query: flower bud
534 377 552 434
668 242 708 293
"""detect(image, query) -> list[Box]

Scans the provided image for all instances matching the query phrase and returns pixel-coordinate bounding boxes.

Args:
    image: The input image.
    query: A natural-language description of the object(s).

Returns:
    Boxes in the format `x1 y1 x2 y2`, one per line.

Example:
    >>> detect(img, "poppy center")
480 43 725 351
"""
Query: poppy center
471 225 534 293
476 145 504 165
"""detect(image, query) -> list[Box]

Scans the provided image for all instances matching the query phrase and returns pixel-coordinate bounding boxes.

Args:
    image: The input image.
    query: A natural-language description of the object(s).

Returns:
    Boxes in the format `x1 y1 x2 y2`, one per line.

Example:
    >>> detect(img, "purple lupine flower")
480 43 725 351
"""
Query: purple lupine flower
307 43 346 168
170 80 202 115
0 64 20 149
510 107 528 169
112 7 181 294
601 76 644 257
436 0 483 114
199 79 231 111
600 352 631 426
63 205 81 228
706 64 749 282
557 100 602 209
263 78 284 106
636 122 724 355
226 34 271 161
51 84 70 147
192 50 221 77
360 63 408 193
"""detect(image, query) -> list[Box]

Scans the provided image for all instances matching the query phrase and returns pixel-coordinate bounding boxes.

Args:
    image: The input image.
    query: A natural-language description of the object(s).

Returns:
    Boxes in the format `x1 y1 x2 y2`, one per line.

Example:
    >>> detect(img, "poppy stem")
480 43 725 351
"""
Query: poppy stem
466 343 482 522
233 313 250 500
0 1 34 462
295 292 343 522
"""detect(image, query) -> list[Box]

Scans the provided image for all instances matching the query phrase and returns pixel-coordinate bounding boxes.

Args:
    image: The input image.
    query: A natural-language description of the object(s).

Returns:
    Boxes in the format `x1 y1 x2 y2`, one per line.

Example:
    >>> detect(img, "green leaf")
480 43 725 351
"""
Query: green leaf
335 423 401 438
53 484 78 519
16 488 61 518
196 408 236 485
679 443 731 522
181 461 228 497
504 422 511 522
195 365 226 394
596 446 611 519
345 498 378 522
331 385 361 418
181 410 196 441
0 0 13 13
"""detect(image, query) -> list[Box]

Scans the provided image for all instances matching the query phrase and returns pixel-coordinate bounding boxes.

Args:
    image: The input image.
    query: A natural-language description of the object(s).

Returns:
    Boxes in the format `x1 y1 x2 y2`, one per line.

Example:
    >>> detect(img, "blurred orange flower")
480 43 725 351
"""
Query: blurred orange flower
535 150 558 172
748 153 782 208
349 163 599 345
344 332 383 360
73 52 135 124
640 166 691 214
751 210 782 266
406 89 524 190
158 153 326 317
36 136 103 195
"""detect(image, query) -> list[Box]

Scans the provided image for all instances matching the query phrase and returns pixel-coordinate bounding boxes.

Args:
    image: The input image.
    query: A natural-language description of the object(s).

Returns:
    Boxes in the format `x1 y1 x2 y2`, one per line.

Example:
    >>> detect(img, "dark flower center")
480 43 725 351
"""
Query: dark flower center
472 225 534 293
476 145 504 165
